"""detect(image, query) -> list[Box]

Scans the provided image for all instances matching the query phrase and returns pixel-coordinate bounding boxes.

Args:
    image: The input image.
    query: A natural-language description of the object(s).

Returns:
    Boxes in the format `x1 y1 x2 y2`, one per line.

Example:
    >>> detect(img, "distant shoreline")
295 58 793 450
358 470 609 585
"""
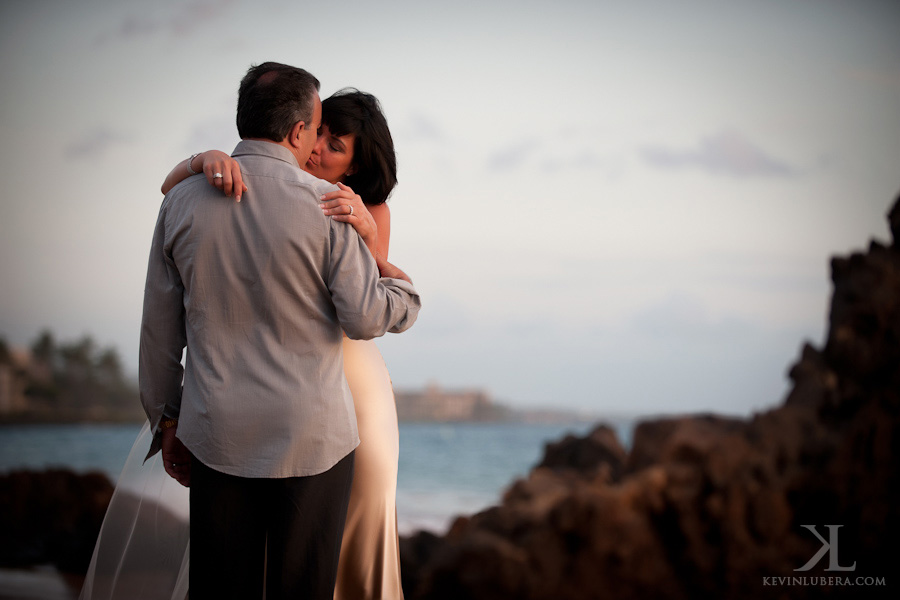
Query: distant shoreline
0 410 617 427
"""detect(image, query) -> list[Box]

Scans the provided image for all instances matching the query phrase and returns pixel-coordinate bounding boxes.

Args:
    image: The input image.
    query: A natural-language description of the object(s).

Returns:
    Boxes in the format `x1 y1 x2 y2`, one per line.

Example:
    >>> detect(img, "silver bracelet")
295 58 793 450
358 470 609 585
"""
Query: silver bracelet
186 153 201 175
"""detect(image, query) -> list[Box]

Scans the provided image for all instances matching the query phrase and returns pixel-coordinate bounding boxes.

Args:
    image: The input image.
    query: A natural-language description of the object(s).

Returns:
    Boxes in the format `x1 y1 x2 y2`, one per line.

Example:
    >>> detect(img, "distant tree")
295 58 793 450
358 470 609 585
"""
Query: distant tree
11 329 142 422
0 336 11 365
59 336 97 385
31 330 57 369
94 347 129 394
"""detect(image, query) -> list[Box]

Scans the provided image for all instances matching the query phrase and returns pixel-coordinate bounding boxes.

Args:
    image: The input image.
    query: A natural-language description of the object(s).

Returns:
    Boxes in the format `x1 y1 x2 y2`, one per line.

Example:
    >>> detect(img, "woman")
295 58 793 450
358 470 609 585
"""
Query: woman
83 89 406 600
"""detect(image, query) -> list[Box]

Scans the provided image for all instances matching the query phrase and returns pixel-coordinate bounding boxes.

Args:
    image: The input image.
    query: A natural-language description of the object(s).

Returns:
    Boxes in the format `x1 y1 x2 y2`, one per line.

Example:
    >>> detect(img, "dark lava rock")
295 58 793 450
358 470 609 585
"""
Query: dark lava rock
400 194 900 600
0 469 113 573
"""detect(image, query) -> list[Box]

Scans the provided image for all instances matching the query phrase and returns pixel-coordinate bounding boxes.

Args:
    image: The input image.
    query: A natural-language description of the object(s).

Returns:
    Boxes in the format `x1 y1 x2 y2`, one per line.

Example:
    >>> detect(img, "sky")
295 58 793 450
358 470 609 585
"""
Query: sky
1 0 898 417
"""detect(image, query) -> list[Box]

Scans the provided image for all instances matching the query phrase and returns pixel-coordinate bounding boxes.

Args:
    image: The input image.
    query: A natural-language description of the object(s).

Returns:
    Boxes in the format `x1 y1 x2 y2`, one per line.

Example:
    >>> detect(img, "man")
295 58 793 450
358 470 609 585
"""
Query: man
139 62 420 599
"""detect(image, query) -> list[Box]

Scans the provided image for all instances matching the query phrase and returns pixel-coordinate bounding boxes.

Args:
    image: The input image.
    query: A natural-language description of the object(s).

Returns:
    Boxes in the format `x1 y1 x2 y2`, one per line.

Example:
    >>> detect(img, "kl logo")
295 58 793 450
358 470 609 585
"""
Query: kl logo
795 525 856 572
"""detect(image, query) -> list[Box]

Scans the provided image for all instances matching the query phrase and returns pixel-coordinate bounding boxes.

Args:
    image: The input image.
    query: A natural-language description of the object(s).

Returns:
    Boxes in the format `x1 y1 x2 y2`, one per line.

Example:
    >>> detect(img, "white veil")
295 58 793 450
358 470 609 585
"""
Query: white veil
79 421 190 600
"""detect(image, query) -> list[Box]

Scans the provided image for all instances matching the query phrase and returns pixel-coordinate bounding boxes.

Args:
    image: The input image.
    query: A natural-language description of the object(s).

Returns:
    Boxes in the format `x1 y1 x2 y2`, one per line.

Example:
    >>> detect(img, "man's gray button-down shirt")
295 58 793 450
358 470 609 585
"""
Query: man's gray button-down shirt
139 140 420 478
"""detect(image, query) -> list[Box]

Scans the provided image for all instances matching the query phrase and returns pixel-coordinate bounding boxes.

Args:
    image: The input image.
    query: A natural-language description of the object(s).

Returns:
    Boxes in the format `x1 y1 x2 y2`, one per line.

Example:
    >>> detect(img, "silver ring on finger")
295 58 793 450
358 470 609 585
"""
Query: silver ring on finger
213 173 223 179
348 205 354 216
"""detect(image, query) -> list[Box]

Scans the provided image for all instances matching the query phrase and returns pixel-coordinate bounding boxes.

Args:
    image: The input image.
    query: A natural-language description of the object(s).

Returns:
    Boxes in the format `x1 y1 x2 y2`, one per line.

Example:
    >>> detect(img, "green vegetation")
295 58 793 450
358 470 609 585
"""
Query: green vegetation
0 329 143 423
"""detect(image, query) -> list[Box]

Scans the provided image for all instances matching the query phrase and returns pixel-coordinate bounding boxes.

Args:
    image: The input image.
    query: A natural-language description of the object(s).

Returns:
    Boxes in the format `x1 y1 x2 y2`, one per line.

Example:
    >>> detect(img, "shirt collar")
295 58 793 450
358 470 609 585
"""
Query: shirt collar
231 139 301 169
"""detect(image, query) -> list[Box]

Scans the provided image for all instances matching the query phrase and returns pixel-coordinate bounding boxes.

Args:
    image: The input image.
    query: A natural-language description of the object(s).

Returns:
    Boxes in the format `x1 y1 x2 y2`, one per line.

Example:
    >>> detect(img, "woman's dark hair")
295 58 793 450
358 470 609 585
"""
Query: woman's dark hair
322 89 397 206
237 62 320 142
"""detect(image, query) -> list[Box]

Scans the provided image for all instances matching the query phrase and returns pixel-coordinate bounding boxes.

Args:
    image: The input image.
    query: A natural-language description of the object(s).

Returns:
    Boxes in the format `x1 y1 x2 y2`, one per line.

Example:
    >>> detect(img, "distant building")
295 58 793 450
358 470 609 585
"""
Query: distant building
0 349 31 415
394 382 509 422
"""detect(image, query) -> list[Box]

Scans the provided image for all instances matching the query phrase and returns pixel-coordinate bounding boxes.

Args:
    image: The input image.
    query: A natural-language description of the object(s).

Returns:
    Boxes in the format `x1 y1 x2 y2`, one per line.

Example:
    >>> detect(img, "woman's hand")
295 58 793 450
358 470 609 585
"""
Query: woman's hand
319 182 378 255
200 150 247 202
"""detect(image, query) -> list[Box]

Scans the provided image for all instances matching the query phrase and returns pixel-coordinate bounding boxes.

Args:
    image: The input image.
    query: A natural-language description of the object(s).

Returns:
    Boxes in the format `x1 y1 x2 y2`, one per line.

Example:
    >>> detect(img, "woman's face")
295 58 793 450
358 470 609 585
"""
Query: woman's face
304 124 356 184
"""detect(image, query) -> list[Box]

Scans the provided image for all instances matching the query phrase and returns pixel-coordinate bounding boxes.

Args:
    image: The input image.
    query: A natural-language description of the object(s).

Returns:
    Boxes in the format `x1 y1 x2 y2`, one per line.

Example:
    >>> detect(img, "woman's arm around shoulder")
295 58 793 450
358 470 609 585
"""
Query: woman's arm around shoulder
160 150 247 201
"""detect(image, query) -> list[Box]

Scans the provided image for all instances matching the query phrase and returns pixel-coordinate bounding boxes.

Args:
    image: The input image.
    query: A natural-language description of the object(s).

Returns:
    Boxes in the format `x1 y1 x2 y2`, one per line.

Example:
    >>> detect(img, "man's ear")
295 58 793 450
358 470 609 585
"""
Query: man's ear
288 120 306 148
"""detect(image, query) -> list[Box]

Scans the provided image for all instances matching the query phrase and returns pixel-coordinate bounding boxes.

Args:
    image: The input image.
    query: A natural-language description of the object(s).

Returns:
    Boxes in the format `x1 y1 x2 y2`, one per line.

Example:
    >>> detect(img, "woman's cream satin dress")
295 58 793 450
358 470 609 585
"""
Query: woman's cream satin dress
335 338 405 600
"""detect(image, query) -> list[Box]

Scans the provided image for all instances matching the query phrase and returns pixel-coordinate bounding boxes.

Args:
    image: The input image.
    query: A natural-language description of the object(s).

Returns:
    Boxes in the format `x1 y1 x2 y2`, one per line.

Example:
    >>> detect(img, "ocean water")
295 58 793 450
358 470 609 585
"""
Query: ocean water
0 420 634 535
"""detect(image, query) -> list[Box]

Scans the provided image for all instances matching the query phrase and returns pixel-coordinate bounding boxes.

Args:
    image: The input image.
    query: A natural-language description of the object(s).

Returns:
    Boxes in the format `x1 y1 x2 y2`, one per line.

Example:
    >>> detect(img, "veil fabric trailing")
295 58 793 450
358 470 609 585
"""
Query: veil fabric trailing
79 421 190 600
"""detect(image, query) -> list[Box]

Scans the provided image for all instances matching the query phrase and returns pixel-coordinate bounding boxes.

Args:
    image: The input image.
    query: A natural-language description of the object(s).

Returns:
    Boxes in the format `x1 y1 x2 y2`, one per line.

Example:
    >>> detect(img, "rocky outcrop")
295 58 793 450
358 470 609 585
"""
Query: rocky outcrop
536 423 627 482
0 470 114 573
400 195 900 599
0 468 189 584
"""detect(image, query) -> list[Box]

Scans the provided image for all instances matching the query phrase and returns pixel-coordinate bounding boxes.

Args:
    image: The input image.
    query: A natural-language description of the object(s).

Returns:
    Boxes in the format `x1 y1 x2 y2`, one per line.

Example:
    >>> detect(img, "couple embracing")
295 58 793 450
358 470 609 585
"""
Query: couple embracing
83 62 421 599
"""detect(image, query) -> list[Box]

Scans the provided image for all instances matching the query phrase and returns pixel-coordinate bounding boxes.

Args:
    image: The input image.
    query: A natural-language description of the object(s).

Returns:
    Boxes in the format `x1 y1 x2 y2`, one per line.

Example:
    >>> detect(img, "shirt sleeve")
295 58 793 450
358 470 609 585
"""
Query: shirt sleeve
139 198 187 449
326 221 421 340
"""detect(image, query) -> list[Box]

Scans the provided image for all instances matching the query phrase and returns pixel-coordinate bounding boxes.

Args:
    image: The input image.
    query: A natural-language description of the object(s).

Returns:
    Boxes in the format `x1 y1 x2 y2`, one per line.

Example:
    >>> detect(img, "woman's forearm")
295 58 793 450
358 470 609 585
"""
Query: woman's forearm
376 254 411 284
161 154 199 195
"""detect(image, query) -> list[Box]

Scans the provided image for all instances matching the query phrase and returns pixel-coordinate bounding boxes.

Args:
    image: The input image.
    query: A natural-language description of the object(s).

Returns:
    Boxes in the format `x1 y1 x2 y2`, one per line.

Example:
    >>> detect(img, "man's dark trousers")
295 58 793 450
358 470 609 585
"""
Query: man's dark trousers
189 451 355 600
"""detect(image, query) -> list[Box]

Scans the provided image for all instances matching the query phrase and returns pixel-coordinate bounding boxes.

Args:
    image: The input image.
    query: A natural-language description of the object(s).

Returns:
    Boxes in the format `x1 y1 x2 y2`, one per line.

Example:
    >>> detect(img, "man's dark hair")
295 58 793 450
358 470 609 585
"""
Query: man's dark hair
236 62 320 141
322 89 397 206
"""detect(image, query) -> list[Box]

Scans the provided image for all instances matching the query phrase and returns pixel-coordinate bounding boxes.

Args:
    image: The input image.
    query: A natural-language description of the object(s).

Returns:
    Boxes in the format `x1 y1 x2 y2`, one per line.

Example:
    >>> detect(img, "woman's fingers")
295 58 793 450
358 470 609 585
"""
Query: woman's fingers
231 163 246 202
319 200 356 216
318 186 372 237
219 168 234 196
235 184 248 203
203 163 220 187
225 160 244 201
319 190 365 213
319 189 356 203
201 153 247 201
204 160 230 193
323 205 360 221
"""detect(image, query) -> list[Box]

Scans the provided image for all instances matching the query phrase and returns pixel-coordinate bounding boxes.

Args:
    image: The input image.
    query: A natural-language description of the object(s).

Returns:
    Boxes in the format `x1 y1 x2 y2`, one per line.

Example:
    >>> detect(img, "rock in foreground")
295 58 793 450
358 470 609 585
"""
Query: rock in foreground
400 196 900 599
0 470 113 573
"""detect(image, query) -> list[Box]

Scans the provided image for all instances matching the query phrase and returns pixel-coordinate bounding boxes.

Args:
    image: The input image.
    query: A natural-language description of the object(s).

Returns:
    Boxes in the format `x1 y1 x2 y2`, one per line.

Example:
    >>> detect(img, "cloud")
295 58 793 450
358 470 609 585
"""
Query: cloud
542 149 625 180
399 112 446 143
486 138 538 171
94 0 236 45
484 124 627 176
640 131 796 178
64 128 132 159
543 149 598 172
628 292 756 342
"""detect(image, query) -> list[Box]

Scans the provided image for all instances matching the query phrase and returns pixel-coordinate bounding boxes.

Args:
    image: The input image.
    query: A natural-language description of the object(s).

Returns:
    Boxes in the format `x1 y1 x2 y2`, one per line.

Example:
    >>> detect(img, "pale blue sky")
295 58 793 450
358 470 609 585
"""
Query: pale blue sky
2 0 898 416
